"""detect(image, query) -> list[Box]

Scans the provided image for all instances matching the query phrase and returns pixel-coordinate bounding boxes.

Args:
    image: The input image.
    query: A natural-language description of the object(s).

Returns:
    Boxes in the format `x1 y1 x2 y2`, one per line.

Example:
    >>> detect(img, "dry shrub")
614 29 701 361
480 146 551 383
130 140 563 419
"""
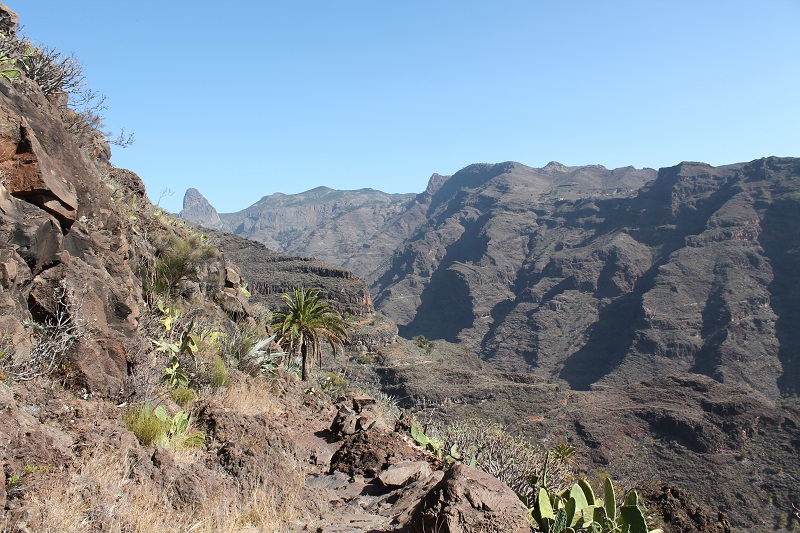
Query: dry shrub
221 379 282 417
4 448 303 532
441 418 574 506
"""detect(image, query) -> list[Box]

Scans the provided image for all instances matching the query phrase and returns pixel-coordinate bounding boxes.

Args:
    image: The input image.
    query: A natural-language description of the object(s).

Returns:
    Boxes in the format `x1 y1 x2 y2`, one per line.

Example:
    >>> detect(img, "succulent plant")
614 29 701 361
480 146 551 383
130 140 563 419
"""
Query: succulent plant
528 476 662 533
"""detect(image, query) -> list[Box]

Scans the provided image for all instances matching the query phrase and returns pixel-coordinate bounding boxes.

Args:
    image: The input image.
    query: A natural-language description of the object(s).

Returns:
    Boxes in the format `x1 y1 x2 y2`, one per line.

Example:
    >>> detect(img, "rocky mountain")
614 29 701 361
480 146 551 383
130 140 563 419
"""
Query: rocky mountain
371 157 800 400
181 157 800 528
179 187 222 229
181 179 446 283
365 157 800 529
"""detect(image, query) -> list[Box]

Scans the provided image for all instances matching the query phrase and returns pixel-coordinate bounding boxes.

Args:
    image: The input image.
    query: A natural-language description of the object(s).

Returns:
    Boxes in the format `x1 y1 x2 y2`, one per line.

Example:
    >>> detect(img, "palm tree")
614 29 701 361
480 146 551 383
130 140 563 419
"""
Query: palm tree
271 286 348 381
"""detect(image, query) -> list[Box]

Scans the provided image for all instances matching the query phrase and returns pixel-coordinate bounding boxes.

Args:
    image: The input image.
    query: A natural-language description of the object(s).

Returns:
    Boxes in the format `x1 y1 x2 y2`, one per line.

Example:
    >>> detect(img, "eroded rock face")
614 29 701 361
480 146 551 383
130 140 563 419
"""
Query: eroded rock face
370 158 800 401
569 374 800 529
0 95 78 228
194 401 299 495
642 483 732 533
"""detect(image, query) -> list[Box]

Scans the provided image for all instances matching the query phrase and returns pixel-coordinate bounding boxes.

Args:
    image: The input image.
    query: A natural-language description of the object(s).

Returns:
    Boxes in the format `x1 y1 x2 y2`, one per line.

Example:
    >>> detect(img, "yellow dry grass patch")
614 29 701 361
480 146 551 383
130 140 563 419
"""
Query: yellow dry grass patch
221 380 283 417
2 448 304 533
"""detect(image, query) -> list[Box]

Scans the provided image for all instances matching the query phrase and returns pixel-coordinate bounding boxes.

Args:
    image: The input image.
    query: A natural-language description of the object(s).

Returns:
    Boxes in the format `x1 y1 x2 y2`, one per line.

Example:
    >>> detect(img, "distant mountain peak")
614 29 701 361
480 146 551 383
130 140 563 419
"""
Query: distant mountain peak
179 188 222 229
543 161 569 172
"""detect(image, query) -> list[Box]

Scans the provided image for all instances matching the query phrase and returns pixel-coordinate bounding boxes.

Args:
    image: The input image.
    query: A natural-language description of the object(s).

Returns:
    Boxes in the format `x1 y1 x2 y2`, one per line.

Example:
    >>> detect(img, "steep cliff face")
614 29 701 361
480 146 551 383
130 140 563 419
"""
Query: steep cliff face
0 72 143 397
371 158 800 400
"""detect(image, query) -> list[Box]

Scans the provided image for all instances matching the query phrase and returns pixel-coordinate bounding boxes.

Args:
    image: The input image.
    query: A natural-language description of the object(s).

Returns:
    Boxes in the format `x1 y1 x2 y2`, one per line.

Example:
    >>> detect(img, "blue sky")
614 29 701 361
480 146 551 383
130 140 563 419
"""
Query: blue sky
11 1 800 214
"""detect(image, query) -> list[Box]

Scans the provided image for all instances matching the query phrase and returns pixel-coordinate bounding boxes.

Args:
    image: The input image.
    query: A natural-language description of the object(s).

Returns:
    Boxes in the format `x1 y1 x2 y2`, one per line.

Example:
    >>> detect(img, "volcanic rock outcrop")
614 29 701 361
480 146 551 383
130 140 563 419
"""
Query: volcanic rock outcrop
179 187 222 229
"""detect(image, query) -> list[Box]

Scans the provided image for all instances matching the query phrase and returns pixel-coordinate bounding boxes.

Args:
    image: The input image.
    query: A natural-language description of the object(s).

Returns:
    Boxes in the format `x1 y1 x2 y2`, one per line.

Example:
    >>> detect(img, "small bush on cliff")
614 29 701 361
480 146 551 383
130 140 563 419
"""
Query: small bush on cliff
211 355 229 389
148 233 217 298
414 335 435 356
320 371 349 398
169 386 196 408
124 403 166 446
1 280 88 383
0 31 134 147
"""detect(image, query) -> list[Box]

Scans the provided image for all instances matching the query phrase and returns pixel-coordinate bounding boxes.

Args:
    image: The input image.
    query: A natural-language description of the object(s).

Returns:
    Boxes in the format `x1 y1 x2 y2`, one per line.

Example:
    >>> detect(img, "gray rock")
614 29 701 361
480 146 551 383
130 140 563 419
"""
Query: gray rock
377 460 431 489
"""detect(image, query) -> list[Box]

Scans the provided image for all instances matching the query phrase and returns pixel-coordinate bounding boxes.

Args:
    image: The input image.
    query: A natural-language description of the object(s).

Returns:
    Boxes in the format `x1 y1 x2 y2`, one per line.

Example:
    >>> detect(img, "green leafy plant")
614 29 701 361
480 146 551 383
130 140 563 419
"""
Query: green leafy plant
410 424 462 466
155 299 181 332
162 356 188 389
148 233 217 297
528 476 663 533
320 371 349 398
124 403 167 446
231 333 294 377
414 335 435 356
441 418 573 505
552 442 576 464
0 52 19 81
272 287 348 381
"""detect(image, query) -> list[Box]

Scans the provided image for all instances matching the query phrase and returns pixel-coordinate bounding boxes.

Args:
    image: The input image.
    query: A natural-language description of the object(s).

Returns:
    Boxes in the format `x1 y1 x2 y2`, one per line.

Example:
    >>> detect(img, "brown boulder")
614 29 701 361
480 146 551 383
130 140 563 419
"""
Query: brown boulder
26 259 137 397
329 429 433 478
377 461 432 489
0 183 63 276
0 109 78 228
406 464 530 533
146 447 228 510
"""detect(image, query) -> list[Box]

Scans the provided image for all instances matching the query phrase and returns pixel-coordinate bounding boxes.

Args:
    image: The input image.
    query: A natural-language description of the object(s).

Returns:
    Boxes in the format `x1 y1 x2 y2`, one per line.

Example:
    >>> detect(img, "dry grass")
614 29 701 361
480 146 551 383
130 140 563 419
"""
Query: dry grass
2 448 304 532
221 380 283 417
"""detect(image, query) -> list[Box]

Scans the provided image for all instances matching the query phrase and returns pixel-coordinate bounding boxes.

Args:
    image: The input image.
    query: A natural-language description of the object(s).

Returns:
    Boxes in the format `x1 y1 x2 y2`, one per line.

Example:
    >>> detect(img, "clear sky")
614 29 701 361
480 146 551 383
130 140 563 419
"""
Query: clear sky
11 1 800 214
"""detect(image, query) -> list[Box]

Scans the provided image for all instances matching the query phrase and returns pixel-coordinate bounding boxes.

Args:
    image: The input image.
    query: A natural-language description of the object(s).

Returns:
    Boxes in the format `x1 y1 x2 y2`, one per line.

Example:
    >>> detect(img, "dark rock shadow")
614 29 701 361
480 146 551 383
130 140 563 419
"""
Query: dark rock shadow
759 199 800 394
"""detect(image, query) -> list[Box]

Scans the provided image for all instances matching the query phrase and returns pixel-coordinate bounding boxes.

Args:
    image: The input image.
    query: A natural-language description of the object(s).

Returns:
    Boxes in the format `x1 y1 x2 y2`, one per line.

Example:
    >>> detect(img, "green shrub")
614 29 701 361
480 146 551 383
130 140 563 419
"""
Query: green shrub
528 476 663 533
170 386 196 408
148 233 217 297
320 371 349 398
124 403 167 446
211 355 229 389
355 353 376 364
124 403 205 449
414 335 434 356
